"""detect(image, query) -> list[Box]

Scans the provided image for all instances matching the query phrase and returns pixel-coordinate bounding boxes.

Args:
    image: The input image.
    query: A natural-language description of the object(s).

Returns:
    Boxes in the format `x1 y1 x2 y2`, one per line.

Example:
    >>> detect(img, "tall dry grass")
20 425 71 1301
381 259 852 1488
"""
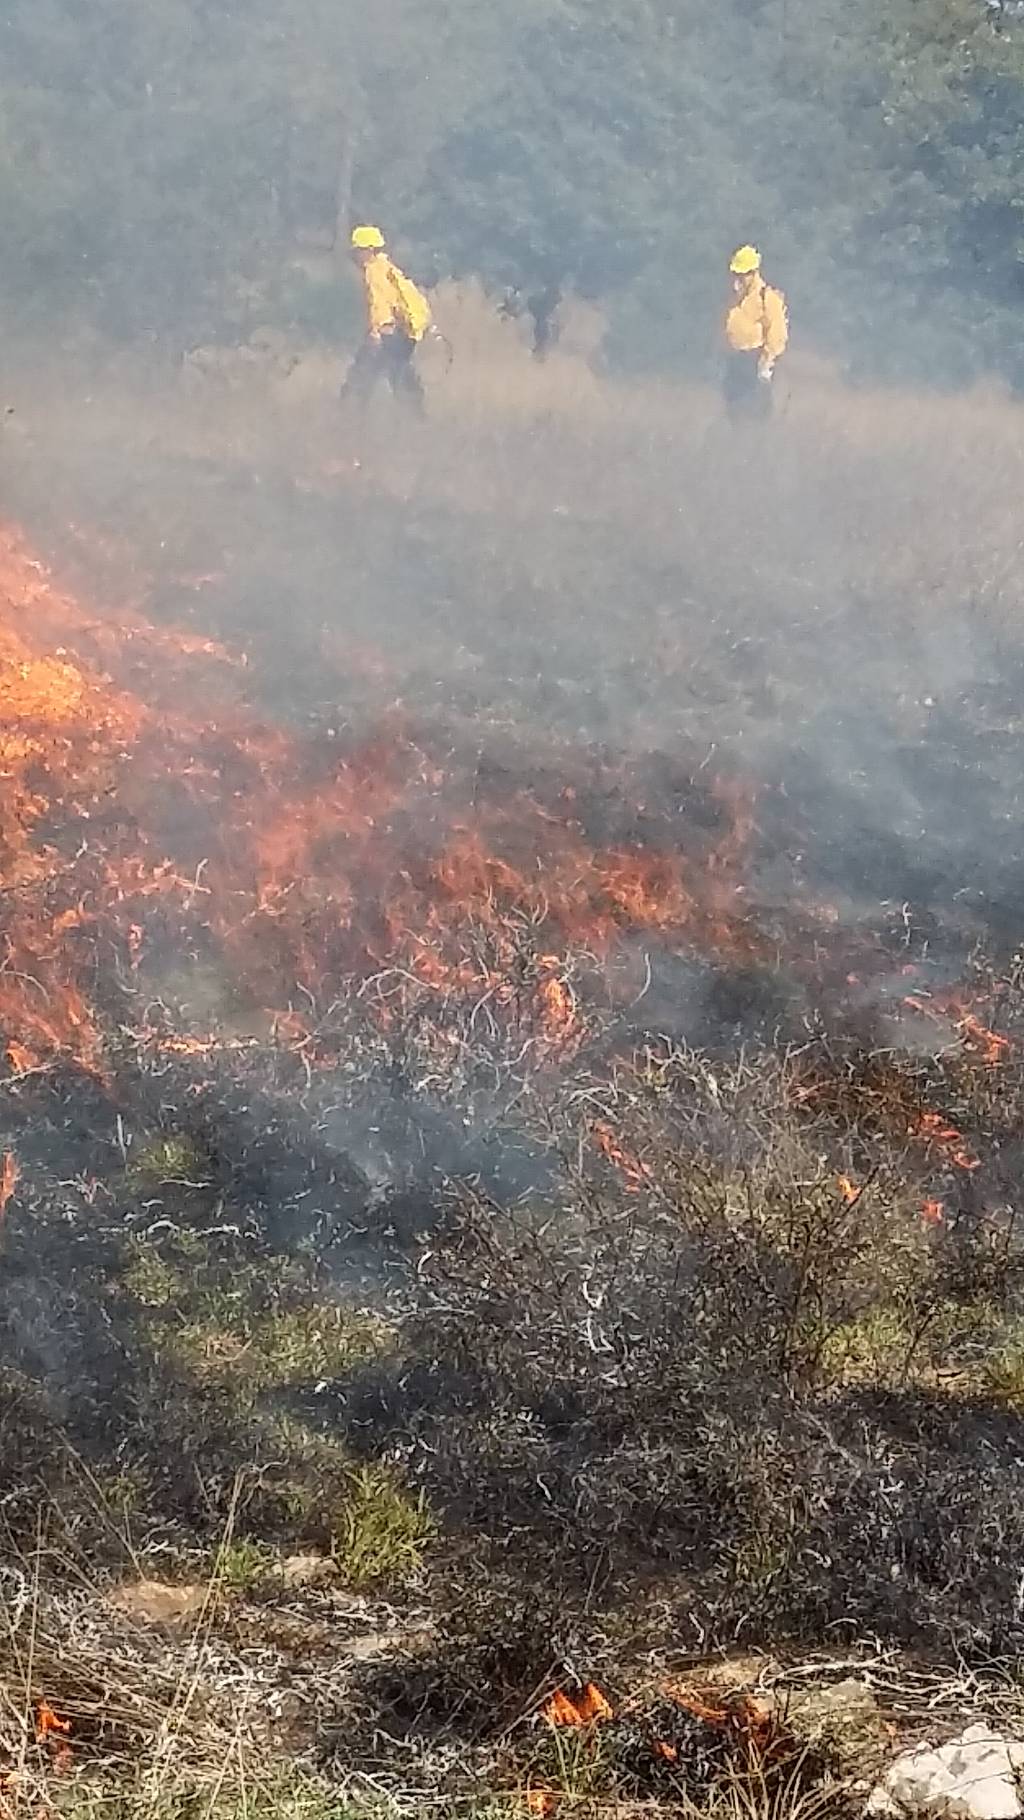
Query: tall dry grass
12 284 1024 633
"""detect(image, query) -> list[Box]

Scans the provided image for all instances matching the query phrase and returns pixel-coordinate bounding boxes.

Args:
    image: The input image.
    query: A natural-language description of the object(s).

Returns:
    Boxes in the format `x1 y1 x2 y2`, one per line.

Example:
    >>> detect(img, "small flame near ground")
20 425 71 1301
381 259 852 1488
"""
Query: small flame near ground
541 1684 614 1727
839 1175 944 1223
529 1680 781 1811
525 1791 556 1816
903 993 1011 1068
35 1699 72 1773
591 1121 653 1194
35 1701 69 1744
913 1110 980 1173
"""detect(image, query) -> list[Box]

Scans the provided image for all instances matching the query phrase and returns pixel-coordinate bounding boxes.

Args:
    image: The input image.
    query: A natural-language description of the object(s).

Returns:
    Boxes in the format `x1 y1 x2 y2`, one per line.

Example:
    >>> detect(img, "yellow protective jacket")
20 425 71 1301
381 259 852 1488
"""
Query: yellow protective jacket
725 276 788 359
361 252 432 343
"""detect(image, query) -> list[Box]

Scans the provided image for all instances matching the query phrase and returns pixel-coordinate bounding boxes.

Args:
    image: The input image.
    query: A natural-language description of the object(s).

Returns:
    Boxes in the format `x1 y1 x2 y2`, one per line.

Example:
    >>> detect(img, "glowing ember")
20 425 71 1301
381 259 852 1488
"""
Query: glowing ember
921 1198 945 1223
525 1790 557 1815
836 1174 859 1203
533 961 583 1056
662 1683 727 1726
662 1685 777 1758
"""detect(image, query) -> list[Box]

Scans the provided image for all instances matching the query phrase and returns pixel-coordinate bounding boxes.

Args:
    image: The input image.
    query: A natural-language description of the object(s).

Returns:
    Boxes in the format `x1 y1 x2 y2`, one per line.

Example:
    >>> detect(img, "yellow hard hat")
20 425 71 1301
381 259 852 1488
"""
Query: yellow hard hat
729 244 761 275
351 224 385 250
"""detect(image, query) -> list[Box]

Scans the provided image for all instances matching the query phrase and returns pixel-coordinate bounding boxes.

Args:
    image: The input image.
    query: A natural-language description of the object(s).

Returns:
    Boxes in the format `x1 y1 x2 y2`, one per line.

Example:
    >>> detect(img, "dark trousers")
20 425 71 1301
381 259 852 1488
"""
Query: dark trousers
340 332 425 413
722 351 772 421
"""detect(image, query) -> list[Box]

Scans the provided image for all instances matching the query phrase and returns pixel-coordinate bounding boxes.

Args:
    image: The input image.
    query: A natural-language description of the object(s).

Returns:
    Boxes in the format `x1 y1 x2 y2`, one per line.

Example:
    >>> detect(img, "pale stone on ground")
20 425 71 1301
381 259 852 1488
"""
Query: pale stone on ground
869 1724 1024 1820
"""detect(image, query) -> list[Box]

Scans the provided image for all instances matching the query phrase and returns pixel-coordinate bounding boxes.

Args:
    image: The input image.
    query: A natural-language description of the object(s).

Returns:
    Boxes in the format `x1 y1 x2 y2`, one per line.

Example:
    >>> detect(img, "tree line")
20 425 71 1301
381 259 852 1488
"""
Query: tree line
2 0 1024 382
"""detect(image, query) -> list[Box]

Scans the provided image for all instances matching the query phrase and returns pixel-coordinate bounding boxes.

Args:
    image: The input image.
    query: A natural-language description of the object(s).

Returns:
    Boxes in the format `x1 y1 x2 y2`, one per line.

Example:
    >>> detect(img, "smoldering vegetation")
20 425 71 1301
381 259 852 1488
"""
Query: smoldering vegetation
2 987 1024 1798
2 310 1024 1807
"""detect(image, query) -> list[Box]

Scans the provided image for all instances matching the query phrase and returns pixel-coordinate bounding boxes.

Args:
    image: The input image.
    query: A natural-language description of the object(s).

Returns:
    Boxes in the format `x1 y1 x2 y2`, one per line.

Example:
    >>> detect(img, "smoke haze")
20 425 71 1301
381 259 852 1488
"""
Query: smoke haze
5 11 1024 1747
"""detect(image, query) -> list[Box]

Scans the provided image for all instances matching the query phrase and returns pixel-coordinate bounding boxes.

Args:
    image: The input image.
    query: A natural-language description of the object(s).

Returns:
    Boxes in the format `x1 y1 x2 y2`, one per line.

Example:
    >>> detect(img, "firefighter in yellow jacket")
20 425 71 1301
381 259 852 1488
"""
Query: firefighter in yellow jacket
723 245 788 418
341 225 433 413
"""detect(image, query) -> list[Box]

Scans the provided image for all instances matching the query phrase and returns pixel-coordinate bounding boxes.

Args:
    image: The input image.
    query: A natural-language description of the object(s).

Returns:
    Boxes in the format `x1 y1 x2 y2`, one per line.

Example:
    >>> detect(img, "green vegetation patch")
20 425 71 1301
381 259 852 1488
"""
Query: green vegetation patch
162 1303 391 1392
332 1463 437 1586
124 1132 213 1188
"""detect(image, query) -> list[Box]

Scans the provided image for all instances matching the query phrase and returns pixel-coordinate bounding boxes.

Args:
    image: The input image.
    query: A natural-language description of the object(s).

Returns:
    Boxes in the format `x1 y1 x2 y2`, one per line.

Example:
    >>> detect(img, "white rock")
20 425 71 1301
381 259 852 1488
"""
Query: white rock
869 1724 1024 1820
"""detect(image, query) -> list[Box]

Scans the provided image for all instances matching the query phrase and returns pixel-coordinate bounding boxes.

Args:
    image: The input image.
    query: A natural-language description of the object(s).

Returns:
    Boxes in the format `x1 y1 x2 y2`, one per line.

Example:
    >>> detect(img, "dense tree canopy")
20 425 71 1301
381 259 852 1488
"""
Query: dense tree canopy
2 0 1024 378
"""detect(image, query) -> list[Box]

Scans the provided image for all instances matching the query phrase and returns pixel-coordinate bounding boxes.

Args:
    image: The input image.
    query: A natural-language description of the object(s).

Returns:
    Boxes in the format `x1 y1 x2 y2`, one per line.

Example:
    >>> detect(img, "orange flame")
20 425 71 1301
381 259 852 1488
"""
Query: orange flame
542 1689 581 1726
836 1174 859 1203
591 1121 652 1193
902 992 1010 1067
913 1110 980 1172
956 1010 1010 1066
35 1700 70 1744
1 514 1010 1166
541 1683 613 1726
662 1684 777 1757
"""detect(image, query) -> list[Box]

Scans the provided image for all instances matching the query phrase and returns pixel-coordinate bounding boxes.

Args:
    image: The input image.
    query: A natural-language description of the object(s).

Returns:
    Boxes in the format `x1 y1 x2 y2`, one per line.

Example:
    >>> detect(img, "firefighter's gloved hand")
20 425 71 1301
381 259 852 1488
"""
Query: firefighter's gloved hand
757 356 775 383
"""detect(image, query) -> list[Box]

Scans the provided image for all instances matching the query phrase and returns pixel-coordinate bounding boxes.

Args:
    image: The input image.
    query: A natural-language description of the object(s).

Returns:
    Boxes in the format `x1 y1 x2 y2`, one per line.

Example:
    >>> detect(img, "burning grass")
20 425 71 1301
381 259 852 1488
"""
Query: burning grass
0 523 764 1083
4 340 1024 1806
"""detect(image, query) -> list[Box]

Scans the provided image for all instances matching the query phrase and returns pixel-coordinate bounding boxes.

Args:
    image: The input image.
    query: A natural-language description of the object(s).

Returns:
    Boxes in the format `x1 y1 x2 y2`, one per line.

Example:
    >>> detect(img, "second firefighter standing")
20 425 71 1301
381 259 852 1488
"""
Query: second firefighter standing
723 245 788 418
341 224 434 413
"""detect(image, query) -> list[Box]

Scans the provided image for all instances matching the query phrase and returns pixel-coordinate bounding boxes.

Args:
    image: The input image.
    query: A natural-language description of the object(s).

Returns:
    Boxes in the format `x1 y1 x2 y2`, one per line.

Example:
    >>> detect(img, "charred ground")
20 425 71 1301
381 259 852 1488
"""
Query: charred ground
1 319 1024 1811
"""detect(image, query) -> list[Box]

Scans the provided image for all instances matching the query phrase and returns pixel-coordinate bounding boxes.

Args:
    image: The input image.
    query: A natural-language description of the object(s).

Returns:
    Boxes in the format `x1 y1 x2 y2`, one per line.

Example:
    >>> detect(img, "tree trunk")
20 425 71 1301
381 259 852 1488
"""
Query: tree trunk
333 109 359 265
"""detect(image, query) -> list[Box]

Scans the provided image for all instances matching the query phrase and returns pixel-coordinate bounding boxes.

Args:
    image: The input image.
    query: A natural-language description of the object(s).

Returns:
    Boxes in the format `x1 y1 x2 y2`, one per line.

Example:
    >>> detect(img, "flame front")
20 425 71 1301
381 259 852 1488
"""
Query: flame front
0 530 758 1075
